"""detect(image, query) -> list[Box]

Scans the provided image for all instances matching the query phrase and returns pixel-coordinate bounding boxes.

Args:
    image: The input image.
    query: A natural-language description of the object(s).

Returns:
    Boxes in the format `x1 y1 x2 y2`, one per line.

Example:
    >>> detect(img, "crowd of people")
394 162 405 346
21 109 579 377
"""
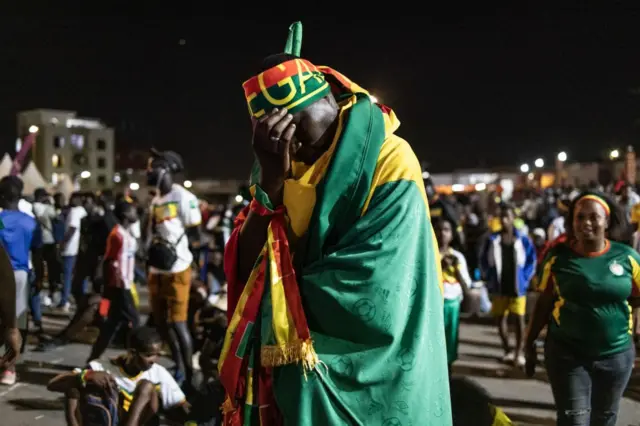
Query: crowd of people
0 20 639 426
430 179 640 425
0 148 232 425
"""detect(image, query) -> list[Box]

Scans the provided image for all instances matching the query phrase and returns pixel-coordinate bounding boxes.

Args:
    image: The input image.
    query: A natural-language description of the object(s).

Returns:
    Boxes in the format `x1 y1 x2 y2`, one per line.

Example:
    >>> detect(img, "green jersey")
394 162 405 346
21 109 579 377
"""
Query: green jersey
539 240 640 357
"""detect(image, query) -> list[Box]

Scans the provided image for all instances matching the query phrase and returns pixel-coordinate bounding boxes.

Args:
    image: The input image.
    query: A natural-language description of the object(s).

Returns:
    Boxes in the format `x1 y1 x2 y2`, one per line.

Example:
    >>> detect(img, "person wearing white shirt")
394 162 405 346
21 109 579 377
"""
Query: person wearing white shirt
146 149 201 386
434 217 471 369
47 327 188 425
32 188 62 307
59 193 87 310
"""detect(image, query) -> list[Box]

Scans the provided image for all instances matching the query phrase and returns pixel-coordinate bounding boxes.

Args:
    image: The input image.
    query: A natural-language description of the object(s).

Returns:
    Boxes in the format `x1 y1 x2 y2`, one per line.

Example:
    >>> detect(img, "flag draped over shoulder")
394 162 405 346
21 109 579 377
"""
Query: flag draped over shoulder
221 21 450 426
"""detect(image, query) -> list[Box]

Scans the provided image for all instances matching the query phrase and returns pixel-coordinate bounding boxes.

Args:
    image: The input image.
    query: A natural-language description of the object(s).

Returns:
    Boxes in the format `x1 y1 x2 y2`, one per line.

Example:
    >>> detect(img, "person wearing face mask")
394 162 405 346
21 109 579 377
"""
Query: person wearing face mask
525 192 637 426
146 148 201 389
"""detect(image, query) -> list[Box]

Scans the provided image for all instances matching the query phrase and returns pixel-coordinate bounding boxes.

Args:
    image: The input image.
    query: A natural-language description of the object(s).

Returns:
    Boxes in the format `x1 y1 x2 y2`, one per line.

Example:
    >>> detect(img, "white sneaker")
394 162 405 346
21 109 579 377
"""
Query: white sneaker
41 295 52 308
192 352 201 371
502 351 515 363
60 302 71 313
516 354 526 367
1 370 16 386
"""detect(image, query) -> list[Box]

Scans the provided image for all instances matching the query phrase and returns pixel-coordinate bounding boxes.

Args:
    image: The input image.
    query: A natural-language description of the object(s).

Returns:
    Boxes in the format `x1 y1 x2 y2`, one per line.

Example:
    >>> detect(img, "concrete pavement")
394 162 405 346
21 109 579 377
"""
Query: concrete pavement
3 311 640 425
454 322 640 426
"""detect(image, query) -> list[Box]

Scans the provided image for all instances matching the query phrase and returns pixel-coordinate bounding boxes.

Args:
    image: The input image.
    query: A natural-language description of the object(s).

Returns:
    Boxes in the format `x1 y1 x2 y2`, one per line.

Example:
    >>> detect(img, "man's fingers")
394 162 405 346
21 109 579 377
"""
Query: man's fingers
263 108 287 129
257 108 279 124
270 114 294 142
281 123 296 144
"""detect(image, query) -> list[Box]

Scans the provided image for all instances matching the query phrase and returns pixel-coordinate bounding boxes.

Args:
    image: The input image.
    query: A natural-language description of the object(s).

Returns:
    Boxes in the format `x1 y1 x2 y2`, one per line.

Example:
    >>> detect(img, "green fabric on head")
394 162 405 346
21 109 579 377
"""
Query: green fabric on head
284 21 303 57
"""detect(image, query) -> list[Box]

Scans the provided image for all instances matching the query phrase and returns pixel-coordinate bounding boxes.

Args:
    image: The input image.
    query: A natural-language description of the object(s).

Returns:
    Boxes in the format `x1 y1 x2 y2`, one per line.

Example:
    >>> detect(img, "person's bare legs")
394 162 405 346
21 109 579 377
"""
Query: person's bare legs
497 314 510 354
123 380 159 426
64 388 81 426
513 314 526 366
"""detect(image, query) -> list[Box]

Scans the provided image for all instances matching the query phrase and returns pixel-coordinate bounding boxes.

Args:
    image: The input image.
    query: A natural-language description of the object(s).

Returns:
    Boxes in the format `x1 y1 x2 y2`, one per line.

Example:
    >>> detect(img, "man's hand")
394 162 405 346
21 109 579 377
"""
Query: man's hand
252 108 297 204
0 328 21 369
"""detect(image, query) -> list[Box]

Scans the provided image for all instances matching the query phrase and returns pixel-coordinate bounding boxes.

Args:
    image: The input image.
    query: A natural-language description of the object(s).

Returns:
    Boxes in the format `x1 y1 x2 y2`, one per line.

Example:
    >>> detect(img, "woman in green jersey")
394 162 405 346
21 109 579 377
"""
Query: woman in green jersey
525 192 637 426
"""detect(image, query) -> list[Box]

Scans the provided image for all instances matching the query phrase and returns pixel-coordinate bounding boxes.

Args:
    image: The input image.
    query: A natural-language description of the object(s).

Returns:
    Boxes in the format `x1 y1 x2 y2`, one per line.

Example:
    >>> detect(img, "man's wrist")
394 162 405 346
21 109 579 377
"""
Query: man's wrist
254 184 283 209
257 181 284 206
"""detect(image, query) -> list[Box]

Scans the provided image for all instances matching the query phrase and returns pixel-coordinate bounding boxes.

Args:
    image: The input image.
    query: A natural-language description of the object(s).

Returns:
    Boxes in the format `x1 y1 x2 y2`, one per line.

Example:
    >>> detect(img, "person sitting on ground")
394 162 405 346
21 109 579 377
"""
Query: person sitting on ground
47 326 189 426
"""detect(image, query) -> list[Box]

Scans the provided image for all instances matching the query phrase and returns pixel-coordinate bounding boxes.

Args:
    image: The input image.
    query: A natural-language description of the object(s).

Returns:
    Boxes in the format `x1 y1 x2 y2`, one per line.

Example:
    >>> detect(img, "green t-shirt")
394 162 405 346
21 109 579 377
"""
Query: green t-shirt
539 240 640 357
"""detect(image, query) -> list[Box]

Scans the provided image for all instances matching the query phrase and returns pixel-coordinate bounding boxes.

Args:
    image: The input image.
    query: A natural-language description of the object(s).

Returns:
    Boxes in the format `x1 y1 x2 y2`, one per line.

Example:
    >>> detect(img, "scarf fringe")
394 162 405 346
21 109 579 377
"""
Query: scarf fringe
221 397 242 426
261 338 319 376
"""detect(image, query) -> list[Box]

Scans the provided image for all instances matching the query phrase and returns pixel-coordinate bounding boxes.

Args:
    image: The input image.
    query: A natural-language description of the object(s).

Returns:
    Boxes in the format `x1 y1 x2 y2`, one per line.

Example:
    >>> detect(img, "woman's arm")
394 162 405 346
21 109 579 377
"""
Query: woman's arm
525 288 555 347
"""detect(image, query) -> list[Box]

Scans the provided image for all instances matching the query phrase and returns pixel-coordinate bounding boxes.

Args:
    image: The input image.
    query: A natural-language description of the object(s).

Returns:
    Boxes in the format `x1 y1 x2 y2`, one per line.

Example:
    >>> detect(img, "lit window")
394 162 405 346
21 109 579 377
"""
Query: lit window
51 154 60 168
53 136 65 148
70 134 84 149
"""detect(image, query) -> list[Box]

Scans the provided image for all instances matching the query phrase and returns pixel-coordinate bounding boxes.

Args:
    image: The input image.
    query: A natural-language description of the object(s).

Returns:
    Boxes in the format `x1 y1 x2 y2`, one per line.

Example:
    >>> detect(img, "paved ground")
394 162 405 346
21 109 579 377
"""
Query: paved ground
454 322 640 426
2 304 640 425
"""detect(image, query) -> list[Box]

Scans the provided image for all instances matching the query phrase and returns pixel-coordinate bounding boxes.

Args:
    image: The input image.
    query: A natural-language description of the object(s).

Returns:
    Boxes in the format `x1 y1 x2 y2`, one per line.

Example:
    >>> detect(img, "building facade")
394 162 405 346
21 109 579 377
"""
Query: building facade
17 109 115 190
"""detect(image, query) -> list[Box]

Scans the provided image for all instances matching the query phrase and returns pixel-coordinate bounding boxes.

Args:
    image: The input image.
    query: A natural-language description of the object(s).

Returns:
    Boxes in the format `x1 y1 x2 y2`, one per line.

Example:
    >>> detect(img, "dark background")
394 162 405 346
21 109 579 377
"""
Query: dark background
0 13 639 178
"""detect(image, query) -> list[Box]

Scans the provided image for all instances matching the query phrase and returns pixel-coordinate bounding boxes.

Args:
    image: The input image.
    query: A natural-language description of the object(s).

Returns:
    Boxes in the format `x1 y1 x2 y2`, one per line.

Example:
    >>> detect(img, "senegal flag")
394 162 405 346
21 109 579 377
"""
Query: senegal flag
221 60 451 426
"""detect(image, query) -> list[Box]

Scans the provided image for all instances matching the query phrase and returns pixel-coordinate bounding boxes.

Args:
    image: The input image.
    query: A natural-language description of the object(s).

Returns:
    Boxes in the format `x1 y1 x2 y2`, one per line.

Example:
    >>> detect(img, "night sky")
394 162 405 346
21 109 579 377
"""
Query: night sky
1 13 639 179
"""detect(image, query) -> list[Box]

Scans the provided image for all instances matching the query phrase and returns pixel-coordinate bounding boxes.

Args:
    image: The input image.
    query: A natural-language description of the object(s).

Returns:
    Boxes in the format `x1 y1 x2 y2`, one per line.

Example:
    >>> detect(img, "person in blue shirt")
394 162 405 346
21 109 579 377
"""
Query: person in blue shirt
0 176 36 386
480 202 537 368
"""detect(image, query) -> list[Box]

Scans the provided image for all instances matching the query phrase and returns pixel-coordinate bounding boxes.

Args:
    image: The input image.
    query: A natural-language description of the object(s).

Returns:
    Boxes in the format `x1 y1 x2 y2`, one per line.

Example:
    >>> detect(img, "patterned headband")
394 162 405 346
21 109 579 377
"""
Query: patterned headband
576 194 611 217
242 22 330 118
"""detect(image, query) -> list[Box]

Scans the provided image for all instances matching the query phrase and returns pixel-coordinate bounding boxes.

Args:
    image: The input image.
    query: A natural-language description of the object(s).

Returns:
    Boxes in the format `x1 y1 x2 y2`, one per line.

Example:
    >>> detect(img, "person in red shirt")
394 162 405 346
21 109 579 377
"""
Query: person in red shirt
87 201 140 362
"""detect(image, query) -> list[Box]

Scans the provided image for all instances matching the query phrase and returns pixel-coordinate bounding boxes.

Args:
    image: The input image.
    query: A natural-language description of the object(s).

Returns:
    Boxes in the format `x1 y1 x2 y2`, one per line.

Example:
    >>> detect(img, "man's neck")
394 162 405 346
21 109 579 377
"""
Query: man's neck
122 358 142 377
159 183 172 196
5 202 19 211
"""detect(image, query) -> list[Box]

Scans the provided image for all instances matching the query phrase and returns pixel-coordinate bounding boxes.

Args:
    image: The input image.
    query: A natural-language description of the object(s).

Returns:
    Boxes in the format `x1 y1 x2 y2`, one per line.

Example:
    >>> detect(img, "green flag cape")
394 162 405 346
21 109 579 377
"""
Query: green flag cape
222 93 451 425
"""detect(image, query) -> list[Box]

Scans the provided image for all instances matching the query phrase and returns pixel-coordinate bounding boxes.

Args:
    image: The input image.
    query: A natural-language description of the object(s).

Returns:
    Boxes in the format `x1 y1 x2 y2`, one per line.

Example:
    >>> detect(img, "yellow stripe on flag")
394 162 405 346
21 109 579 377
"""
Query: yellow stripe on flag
267 224 297 347
219 247 267 370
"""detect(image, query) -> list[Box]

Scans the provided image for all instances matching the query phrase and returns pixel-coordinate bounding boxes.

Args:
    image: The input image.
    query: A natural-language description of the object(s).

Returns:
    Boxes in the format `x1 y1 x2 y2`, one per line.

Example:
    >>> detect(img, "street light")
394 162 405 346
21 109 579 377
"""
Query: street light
183 180 192 189
534 158 544 168
129 182 140 191
80 170 91 179
28 125 39 133
234 195 244 203
520 163 530 173
610 149 620 160
557 151 567 162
